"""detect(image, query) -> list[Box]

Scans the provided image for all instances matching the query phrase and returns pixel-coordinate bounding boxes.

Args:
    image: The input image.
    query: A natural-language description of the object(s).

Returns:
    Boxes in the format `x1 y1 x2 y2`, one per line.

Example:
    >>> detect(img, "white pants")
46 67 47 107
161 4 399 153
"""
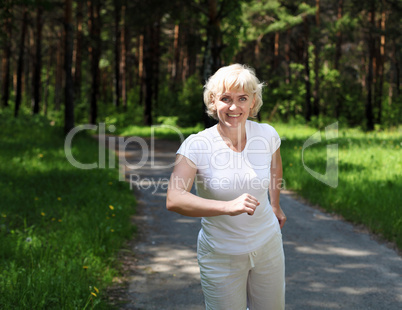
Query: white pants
197 232 285 310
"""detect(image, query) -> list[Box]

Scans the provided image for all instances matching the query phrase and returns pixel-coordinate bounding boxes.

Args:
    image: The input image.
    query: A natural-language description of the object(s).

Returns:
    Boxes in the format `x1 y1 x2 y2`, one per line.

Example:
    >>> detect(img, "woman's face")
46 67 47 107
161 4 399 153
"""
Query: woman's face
214 89 255 128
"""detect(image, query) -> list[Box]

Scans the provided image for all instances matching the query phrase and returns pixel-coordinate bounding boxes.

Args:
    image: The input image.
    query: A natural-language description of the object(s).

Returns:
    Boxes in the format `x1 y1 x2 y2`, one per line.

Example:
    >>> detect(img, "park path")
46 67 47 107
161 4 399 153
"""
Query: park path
102 135 402 310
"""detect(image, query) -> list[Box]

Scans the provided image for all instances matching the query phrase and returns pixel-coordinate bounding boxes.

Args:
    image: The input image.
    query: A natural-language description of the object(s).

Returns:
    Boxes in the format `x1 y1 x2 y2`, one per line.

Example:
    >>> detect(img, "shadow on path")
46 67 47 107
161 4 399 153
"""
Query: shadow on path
101 135 402 309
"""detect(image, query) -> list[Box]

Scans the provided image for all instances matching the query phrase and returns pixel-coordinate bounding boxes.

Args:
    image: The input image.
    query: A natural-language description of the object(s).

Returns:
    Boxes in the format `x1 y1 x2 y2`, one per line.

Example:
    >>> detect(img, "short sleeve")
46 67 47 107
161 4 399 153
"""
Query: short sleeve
176 134 199 166
261 123 281 155
270 126 281 154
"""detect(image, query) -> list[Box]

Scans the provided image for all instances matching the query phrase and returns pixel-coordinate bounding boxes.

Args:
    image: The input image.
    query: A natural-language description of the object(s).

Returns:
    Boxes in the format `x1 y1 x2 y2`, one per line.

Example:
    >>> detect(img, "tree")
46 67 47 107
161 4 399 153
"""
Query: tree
113 0 121 107
88 0 101 124
1 0 12 108
32 4 43 115
14 7 28 117
73 0 84 101
64 0 74 134
312 0 320 117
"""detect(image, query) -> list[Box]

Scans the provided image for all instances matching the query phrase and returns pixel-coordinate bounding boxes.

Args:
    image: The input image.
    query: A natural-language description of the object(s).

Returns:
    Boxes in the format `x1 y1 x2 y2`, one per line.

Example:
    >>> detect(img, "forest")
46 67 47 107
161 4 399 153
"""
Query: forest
1 1 402 308
1 0 401 133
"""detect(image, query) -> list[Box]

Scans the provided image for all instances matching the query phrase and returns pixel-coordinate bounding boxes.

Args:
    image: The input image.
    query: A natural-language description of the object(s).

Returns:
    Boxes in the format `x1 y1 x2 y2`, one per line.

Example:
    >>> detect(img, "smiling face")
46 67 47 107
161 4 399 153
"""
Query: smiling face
214 89 255 128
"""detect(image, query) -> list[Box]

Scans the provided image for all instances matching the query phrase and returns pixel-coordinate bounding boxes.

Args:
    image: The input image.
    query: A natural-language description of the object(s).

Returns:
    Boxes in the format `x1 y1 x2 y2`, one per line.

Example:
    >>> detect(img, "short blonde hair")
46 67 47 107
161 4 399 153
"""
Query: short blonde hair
203 64 264 120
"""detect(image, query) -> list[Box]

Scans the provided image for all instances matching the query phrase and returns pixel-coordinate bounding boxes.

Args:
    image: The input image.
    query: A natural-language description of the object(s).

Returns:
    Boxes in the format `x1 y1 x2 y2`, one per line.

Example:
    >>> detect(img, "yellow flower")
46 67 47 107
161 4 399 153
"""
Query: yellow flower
34 197 39 201
109 205 114 210
91 292 97 297
52 218 56 221
94 287 99 294
83 266 89 269
57 197 62 201
108 182 113 185
289 163 293 167
41 212 45 216
112 214 115 217
1 213 6 218
58 219 62 222
110 229 114 232
38 154 43 158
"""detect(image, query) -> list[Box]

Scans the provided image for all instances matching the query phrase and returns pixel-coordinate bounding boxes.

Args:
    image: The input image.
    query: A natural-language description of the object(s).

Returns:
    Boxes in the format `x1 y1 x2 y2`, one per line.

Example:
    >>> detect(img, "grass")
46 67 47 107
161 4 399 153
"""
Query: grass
0 112 136 309
274 122 402 249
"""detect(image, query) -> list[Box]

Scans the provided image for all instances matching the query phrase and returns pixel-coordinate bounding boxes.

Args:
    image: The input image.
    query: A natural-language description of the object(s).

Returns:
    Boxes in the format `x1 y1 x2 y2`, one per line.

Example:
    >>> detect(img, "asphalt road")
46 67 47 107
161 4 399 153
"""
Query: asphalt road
104 136 402 310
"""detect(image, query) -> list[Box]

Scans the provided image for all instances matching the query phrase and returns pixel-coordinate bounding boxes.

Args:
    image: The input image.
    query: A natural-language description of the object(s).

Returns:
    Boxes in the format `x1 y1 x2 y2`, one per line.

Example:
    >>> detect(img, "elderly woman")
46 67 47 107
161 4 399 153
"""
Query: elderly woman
166 64 286 310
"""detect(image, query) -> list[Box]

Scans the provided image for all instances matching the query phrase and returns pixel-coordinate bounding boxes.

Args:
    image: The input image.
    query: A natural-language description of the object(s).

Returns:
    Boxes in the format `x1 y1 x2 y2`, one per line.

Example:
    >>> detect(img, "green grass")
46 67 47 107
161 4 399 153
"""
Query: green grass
274 122 402 249
0 112 136 309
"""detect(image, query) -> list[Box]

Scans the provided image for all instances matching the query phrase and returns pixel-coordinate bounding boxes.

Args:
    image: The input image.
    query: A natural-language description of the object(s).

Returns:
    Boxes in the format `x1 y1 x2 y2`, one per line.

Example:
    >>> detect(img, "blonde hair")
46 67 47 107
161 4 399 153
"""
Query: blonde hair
203 64 264 120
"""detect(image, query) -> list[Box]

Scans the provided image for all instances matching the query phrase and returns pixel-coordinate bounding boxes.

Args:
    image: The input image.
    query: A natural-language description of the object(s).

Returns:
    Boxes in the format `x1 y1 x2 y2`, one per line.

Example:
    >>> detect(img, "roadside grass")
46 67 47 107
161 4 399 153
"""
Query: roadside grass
274 123 402 249
0 112 136 309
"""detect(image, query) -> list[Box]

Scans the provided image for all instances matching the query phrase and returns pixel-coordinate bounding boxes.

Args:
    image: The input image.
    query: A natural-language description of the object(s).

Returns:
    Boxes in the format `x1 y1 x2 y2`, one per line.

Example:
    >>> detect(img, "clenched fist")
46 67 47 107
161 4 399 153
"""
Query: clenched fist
224 193 260 216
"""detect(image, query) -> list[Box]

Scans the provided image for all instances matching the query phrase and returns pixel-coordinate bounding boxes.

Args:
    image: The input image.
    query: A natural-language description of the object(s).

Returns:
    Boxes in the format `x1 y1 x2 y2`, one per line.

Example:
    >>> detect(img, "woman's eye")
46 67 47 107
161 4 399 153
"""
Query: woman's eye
239 97 247 102
221 97 231 102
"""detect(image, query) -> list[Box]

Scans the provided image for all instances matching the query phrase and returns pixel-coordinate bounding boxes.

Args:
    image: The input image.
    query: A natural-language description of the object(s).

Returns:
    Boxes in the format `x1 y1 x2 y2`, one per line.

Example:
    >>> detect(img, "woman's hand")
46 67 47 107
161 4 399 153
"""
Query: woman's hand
224 194 260 216
272 205 287 229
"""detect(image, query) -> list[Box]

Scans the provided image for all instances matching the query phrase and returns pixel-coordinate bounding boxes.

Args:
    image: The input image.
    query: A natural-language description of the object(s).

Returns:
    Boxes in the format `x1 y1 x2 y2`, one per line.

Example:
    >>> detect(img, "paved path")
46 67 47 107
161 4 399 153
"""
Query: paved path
106 136 402 310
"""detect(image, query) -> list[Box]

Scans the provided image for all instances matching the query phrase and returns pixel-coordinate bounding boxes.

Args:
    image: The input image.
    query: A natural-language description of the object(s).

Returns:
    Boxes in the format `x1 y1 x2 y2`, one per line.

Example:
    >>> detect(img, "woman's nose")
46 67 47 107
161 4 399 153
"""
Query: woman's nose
229 103 237 110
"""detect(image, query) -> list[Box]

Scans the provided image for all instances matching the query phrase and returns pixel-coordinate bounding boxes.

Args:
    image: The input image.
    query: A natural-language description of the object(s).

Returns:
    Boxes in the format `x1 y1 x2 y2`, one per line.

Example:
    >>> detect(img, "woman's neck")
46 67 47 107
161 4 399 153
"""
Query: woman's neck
217 122 247 152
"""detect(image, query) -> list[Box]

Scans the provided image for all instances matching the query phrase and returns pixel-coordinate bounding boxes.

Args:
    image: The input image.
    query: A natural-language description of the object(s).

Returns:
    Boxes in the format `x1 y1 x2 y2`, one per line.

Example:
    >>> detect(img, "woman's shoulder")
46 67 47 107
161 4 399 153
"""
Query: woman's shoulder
247 120 278 135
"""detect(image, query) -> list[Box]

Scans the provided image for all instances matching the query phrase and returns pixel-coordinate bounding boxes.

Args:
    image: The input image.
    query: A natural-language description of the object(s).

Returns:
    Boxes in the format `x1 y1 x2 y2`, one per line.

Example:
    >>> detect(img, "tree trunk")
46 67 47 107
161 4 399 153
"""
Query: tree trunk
273 32 279 71
312 0 320 117
366 4 375 131
143 26 153 125
88 0 101 124
32 5 43 115
73 0 83 101
120 1 127 111
152 19 161 110
375 2 386 124
113 0 121 107
64 0 74 134
138 34 144 106
43 46 53 116
303 16 312 122
14 8 28 117
334 0 343 118
172 23 180 83
285 29 291 85
1 0 12 108
54 30 63 111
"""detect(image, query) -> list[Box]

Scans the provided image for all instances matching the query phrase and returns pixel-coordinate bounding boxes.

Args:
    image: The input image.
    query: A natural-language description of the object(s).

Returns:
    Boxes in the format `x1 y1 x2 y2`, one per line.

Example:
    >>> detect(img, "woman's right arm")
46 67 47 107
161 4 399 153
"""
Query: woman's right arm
166 154 260 217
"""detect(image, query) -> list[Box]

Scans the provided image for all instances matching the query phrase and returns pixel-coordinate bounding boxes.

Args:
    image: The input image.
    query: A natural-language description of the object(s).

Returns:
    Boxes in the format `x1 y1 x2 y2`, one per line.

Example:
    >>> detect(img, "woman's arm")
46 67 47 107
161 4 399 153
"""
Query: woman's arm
269 147 287 229
166 155 260 217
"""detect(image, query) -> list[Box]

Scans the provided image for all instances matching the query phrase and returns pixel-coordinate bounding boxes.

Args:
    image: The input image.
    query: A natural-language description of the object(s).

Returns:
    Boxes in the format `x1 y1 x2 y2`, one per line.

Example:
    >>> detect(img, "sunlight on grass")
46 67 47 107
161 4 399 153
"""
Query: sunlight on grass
272 122 402 248
0 113 136 309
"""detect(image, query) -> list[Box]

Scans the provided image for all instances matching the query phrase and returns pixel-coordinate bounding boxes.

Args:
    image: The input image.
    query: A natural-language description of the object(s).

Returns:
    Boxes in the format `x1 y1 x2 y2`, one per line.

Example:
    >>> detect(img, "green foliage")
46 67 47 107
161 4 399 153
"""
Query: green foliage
274 122 402 249
156 74 204 127
0 111 136 309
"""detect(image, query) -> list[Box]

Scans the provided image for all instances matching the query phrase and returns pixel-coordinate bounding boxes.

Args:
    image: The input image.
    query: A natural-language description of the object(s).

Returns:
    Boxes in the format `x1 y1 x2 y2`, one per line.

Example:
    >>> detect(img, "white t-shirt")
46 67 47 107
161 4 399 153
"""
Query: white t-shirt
177 120 281 255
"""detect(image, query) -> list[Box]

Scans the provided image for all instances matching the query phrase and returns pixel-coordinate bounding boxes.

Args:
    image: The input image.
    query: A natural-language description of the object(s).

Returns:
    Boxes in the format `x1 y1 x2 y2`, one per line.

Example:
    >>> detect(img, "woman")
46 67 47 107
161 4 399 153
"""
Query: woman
166 64 286 310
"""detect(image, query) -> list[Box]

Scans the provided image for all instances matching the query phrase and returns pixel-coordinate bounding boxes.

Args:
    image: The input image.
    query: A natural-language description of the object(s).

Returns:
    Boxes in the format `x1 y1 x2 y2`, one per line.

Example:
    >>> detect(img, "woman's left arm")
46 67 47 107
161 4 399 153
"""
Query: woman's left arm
269 147 287 229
